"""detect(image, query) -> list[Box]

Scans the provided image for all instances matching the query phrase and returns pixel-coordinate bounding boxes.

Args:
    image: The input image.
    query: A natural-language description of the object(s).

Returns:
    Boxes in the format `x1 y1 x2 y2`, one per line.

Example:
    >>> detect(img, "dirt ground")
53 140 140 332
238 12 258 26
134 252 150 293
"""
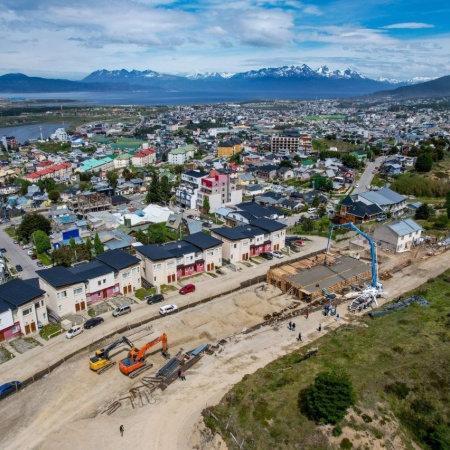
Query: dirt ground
0 248 448 450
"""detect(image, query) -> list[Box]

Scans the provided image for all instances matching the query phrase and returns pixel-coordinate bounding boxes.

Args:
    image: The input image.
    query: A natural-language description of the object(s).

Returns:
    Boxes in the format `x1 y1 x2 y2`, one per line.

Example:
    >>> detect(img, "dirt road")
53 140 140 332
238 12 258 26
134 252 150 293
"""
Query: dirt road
0 246 448 450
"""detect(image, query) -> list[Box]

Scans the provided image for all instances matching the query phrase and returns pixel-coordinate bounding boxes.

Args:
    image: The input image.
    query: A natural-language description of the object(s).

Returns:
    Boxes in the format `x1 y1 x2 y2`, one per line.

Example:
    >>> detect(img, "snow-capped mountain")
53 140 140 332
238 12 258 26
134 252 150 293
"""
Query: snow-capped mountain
83 69 181 83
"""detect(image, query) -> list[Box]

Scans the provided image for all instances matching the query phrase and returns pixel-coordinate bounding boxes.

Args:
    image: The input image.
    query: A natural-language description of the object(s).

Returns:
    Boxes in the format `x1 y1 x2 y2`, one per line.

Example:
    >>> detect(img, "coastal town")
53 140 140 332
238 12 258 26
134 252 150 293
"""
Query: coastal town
0 97 449 449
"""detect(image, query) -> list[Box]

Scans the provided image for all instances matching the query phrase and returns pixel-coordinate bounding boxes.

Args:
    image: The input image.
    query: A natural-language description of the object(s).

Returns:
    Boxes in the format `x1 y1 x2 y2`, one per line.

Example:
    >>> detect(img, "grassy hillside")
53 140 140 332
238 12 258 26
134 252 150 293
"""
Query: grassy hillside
205 274 450 450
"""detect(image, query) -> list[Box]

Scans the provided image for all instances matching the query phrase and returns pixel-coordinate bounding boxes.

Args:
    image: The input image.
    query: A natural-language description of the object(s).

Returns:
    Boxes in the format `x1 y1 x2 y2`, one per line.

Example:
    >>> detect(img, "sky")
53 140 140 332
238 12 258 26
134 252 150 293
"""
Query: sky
1 0 449 81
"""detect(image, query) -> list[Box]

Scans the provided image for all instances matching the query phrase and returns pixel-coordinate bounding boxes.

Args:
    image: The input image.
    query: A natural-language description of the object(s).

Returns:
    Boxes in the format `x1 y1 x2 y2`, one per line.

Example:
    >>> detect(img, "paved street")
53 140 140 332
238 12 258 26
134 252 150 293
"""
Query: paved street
0 221 40 280
353 156 385 195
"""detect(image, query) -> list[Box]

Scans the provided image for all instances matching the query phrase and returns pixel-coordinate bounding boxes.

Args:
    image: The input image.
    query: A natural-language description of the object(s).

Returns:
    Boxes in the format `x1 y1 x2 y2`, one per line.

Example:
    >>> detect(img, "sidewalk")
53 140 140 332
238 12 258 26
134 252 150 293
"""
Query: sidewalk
0 237 328 383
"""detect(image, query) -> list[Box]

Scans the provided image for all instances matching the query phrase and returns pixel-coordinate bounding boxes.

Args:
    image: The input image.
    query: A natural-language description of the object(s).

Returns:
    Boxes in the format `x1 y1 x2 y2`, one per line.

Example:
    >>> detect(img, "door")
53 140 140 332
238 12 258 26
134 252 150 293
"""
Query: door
75 303 81 312
30 322 37 333
25 324 30 335
102 289 108 299
80 301 86 310
0 331 4 342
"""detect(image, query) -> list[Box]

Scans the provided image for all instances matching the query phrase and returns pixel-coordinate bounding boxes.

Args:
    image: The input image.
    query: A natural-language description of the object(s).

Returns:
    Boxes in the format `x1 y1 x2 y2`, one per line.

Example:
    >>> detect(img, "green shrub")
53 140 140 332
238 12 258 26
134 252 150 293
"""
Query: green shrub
332 426 343 437
384 381 410 400
340 437 353 449
302 370 355 424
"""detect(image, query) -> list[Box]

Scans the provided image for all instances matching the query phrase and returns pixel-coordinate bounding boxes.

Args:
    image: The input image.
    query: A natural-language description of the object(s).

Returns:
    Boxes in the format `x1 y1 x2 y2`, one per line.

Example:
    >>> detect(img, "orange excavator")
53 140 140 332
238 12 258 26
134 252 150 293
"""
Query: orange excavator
119 333 168 377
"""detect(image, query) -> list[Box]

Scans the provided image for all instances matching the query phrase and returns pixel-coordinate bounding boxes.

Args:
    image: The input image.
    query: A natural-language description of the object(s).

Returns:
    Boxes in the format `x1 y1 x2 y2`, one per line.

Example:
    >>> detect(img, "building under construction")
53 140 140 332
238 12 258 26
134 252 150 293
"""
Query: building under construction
68 193 112 218
267 251 372 302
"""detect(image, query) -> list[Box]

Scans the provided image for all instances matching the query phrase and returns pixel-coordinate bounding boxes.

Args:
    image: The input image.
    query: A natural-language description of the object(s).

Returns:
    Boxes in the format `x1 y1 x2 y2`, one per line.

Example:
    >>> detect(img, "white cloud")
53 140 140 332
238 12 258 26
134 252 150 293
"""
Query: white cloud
383 22 435 29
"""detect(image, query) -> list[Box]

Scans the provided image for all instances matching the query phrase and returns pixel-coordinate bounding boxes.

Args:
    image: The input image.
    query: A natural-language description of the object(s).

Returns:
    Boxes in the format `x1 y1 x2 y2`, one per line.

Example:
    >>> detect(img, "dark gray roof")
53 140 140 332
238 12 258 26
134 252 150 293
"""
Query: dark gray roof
136 244 174 261
96 249 140 271
163 241 199 258
182 232 222 250
212 227 246 241
0 279 45 307
184 170 206 178
236 201 282 218
0 299 12 314
68 260 112 281
37 266 83 288
249 218 286 232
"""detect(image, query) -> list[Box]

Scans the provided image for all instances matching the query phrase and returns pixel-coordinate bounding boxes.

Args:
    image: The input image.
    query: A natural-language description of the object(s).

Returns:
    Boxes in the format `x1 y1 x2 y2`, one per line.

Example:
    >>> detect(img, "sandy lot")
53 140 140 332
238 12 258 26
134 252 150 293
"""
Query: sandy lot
0 248 448 450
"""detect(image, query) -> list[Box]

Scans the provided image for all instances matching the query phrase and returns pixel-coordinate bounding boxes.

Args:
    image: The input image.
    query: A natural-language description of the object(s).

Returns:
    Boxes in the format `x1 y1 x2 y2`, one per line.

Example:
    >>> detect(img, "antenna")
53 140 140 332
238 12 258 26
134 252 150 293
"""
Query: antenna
39 126 43 141
61 106 65 126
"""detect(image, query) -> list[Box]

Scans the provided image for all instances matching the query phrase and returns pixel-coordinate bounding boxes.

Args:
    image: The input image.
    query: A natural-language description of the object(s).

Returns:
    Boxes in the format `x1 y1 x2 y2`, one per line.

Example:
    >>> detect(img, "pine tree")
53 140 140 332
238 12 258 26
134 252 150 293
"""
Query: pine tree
160 175 172 203
146 172 161 203
94 233 104 255
203 195 210 214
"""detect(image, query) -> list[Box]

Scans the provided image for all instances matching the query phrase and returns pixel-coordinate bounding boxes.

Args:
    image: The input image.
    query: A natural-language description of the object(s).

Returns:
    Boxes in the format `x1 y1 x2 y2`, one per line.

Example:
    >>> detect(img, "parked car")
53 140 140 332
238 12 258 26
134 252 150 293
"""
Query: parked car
22 244 32 250
146 294 164 305
0 248 6 253
354 183 359 188
15 264 23 272
112 304 131 317
271 250 284 258
36 261 44 267
307 207 317 213
13 240 19 244
0 381 21 399
83 317 104 329
187 214 195 220
159 304 178 315
260 252 273 260
295 240 304 246
27 249 34 255
65 324 83 339
30 254 37 260
376 214 387 222
179 284 196 295
202 222 212 228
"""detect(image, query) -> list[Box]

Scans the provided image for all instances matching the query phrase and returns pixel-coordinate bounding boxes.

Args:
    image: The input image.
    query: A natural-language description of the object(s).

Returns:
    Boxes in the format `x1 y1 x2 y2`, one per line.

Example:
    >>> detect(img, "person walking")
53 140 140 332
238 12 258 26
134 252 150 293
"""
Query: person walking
178 368 182 379
318 323 322 332
335 313 340 321
305 310 309 319
288 321 292 330
292 322 296 332
181 371 186 381
297 332 302 341
120 425 124 437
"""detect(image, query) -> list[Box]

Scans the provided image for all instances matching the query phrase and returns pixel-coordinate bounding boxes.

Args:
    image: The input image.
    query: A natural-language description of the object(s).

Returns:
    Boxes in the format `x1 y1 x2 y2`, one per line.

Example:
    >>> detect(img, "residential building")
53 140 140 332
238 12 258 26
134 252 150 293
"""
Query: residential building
168 144 195 164
176 170 208 209
224 201 284 227
113 153 133 169
196 169 242 213
132 148 156 167
0 279 48 340
217 137 243 157
135 232 222 286
373 219 423 253
50 128 69 142
271 130 312 154
68 193 112 218
25 162 73 182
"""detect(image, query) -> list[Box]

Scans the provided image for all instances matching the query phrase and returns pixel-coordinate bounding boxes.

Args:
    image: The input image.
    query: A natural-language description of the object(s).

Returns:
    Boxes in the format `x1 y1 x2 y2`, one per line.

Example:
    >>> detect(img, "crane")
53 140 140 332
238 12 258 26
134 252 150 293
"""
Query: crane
119 333 168 377
89 336 135 374
326 222 383 296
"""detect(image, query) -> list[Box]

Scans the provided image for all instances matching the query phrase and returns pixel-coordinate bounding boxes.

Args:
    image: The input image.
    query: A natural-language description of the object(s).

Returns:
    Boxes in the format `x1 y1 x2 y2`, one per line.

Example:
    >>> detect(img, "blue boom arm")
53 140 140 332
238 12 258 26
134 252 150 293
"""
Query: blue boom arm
326 223 378 288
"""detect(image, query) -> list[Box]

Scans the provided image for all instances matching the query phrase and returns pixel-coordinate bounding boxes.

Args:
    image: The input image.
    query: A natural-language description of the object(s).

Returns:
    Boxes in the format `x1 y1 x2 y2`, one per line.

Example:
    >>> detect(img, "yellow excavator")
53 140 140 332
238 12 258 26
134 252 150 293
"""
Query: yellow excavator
89 336 135 374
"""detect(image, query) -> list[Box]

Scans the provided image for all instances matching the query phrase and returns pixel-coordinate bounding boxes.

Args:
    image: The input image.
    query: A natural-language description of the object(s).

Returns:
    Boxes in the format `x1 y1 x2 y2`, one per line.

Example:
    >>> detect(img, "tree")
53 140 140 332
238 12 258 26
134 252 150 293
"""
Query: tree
17 213 52 241
48 190 60 203
147 223 167 244
203 195 210 214
18 178 32 196
415 153 433 173
94 233 104 256
434 214 449 229
312 194 320 208
317 216 332 233
160 175 172 203
52 244 90 266
85 237 92 258
340 154 361 169
32 230 51 254
38 178 56 192
415 203 432 220
279 160 293 168
146 172 161 203
301 217 315 232
69 237 76 248
303 371 355 424
106 171 119 188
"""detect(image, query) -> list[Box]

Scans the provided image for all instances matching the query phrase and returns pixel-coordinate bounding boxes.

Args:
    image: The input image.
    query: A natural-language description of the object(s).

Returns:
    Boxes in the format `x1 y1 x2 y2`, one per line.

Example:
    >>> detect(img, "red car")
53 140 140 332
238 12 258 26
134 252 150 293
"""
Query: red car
179 284 196 295
30 253 37 260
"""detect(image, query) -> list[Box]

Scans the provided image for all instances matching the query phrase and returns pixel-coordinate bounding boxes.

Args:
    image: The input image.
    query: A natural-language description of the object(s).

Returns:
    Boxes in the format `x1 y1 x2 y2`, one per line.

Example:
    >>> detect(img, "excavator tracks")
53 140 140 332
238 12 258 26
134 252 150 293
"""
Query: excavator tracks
97 362 116 375
128 363 153 379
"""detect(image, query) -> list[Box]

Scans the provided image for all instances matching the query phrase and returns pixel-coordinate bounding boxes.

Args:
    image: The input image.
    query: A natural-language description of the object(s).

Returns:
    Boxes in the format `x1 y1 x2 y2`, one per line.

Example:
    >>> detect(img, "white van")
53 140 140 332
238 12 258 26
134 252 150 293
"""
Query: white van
307 207 317 214
159 304 178 315
112 304 131 317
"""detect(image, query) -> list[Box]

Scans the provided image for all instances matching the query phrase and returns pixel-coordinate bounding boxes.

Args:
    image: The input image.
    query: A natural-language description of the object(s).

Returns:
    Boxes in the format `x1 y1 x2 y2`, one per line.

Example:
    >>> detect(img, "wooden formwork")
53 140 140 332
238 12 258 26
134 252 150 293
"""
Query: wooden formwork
267 251 371 302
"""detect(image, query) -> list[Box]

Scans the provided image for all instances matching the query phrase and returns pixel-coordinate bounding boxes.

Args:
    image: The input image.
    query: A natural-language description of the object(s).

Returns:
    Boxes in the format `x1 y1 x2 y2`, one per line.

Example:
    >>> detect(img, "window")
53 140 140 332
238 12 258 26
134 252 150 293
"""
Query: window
122 272 130 279
153 263 162 270
57 290 67 299
73 287 83 295
233 244 237 249
167 261 175 268
132 267 139 274
98 281 101 286
43 313 47 320
35 302 40 310
113 286 119 292
58 305 62 312
103 279 106 284
22 307 32 316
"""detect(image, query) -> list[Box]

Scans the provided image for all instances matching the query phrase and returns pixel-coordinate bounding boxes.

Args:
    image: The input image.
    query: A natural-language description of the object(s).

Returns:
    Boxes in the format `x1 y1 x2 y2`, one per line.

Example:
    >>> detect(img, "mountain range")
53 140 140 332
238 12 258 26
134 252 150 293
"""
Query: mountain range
0 65 447 100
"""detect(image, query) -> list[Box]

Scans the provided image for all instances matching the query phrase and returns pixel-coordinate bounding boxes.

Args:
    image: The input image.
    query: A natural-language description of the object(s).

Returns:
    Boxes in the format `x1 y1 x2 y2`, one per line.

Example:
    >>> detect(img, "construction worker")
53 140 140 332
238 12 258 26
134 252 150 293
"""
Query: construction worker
120 425 124 437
